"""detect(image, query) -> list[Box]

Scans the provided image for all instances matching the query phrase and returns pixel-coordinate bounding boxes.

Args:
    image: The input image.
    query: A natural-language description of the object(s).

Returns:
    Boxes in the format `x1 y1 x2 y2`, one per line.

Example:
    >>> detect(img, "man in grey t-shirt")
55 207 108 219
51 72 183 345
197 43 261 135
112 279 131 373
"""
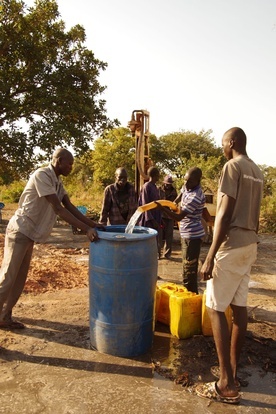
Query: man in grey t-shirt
0 148 104 330
195 127 263 405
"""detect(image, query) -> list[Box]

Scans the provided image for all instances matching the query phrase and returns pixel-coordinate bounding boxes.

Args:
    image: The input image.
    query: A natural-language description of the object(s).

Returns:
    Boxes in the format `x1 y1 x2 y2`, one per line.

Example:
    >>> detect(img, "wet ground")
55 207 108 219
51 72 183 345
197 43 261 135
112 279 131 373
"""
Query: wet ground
0 224 275 413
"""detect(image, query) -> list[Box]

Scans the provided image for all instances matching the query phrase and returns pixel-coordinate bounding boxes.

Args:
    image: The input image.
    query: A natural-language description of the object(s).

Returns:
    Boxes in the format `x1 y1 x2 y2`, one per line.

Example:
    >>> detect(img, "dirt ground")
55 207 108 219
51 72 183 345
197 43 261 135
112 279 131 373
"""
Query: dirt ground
0 206 275 412
0 218 275 364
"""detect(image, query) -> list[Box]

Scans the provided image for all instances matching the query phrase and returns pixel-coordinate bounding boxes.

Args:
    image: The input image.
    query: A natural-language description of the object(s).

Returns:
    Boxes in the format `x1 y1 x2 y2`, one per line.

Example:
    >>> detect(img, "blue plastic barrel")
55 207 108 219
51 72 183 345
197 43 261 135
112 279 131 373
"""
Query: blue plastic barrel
89 225 158 357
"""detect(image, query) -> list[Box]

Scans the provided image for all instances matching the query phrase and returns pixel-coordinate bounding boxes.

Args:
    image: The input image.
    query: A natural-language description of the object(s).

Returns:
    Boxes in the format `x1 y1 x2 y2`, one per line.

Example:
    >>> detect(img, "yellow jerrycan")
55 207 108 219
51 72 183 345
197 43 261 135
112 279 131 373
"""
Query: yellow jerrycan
169 291 202 339
201 290 233 336
157 283 187 325
154 285 161 323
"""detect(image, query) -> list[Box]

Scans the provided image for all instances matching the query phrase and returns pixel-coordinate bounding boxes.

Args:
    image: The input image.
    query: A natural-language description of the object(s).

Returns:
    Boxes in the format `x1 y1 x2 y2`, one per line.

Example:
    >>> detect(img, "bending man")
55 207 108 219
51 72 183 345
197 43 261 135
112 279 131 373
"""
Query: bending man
0 148 103 329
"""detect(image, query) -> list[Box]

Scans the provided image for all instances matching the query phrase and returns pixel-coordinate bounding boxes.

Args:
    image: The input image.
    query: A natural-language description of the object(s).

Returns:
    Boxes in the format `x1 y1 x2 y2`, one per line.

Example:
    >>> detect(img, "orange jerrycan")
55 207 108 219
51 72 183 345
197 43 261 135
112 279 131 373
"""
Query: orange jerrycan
201 290 233 336
169 291 202 339
157 283 187 325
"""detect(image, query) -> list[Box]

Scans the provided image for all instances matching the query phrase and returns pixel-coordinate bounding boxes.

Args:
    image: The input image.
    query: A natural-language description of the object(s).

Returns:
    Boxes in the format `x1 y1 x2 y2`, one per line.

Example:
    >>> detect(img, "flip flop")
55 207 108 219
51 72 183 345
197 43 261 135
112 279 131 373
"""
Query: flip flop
0 320 25 329
210 365 221 378
195 381 241 405
210 365 241 390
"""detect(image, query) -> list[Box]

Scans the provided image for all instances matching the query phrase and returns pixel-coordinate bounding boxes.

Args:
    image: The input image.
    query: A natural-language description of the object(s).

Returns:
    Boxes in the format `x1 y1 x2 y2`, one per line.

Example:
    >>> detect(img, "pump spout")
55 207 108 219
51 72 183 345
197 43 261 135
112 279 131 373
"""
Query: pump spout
138 200 180 214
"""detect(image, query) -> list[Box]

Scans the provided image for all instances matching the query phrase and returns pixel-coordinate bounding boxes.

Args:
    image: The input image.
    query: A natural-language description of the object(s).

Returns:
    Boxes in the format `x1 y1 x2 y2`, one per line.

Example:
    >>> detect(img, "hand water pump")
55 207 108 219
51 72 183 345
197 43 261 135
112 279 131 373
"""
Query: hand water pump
128 110 152 199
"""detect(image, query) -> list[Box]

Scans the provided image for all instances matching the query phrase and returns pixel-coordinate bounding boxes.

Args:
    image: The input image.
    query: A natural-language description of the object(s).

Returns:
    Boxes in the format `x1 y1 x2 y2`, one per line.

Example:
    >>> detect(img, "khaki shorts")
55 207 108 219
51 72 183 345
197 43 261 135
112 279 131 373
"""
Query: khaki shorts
206 243 257 312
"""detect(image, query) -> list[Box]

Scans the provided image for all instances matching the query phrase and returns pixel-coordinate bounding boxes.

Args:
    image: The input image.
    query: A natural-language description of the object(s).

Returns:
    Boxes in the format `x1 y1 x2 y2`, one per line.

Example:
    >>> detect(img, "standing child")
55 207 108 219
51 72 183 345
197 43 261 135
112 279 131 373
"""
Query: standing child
156 167 205 293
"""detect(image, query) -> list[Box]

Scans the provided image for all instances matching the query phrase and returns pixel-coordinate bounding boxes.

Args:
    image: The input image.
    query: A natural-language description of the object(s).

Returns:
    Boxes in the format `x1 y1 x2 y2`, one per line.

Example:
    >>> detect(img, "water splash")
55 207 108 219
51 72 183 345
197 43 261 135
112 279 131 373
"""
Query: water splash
125 208 143 234
125 200 179 234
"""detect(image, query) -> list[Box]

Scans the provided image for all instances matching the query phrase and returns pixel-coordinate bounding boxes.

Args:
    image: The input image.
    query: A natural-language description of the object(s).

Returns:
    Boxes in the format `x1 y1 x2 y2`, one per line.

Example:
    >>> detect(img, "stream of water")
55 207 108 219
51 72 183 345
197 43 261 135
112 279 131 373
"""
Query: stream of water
125 200 177 234
125 208 143 234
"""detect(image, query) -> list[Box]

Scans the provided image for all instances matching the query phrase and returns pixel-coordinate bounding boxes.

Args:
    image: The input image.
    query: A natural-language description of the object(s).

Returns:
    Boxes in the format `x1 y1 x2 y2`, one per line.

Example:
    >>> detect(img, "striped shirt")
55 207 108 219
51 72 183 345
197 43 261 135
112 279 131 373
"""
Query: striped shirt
179 185 205 239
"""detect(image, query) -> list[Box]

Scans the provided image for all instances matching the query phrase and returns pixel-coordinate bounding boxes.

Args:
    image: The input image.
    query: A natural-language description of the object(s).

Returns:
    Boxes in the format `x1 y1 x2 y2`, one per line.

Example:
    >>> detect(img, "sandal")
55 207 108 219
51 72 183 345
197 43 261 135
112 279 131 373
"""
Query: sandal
210 365 241 390
0 320 25 329
195 381 241 405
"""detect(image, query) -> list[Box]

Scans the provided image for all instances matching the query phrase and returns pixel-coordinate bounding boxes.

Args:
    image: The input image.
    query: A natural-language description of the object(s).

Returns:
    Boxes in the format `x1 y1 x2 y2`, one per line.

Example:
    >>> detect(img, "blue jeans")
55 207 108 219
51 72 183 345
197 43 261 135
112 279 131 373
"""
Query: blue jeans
181 238 202 294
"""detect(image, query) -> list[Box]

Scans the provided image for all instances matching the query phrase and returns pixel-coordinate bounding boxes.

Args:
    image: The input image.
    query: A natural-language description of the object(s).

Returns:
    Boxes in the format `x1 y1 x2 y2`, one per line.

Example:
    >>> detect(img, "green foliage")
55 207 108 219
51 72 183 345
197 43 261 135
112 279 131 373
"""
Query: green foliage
0 0 117 182
149 129 224 194
61 154 104 215
92 127 136 187
260 196 276 233
62 152 94 188
150 130 225 179
258 165 276 233
1 123 275 233
0 181 26 202
259 165 276 197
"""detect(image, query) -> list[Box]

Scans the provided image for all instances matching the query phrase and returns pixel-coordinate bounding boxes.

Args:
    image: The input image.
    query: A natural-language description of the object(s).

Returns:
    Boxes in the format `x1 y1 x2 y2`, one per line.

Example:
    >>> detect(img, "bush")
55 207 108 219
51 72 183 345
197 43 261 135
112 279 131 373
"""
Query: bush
0 181 26 203
260 196 276 233
65 181 104 218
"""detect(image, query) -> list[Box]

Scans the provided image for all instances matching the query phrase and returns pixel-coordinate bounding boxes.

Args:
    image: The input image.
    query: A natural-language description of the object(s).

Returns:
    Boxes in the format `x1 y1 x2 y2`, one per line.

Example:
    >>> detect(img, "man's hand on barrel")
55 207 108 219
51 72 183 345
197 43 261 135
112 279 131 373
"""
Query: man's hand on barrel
86 227 99 242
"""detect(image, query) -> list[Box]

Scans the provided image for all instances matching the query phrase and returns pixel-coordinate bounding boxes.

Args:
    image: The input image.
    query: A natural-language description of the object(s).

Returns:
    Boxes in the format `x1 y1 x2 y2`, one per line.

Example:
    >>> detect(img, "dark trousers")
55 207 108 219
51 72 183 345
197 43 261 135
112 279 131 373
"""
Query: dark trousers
146 223 162 258
181 238 202 294
159 218 174 258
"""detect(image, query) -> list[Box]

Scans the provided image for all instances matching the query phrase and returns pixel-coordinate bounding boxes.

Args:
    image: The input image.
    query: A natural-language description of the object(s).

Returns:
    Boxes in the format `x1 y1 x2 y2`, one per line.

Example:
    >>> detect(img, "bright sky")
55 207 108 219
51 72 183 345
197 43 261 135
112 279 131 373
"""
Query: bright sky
26 0 276 166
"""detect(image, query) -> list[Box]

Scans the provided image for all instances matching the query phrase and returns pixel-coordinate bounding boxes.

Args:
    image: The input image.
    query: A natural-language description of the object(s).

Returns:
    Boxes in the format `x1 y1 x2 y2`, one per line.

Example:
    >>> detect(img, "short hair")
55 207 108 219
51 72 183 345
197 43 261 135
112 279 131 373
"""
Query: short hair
148 166 159 178
188 166 202 181
52 148 73 161
115 167 127 178
224 127 247 148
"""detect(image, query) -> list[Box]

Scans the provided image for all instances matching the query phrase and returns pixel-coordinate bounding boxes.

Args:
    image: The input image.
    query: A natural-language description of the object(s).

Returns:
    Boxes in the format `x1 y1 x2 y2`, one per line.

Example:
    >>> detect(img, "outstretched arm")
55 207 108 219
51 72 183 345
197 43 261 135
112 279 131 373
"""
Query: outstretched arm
174 193 182 204
155 201 187 221
45 194 103 242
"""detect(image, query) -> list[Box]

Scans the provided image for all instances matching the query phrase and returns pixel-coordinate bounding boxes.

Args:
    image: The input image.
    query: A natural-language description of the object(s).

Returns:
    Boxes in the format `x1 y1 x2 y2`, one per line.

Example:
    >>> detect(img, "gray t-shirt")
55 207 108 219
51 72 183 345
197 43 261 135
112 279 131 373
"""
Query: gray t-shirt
216 155 263 249
7 164 67 243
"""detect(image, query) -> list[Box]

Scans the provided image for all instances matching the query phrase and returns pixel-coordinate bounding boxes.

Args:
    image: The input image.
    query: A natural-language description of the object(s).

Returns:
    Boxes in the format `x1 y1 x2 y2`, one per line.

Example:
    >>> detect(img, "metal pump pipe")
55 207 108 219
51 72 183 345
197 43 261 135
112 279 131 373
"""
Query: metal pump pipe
128 110 152 198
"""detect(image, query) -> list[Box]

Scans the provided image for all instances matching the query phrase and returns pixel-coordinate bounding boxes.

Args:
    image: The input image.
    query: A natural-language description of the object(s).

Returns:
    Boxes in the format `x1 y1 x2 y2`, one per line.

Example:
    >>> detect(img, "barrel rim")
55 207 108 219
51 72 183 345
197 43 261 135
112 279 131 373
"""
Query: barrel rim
97 225 157 241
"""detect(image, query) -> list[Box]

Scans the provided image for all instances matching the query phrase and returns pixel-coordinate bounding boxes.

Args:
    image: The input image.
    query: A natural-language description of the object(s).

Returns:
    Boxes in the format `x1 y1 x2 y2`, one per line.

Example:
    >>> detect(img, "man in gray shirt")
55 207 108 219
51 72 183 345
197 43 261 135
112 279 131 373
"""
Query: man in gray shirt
195 127 263 405
0 148 103 329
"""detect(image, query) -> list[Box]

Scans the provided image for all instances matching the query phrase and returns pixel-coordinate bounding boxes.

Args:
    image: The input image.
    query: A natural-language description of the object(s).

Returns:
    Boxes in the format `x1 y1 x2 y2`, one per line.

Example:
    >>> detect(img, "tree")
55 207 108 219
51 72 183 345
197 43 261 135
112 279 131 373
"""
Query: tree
0 0 117 182
92 127 136 188
150 129 224 190
151 130 223 171
260 165 276 197
89 127 225 195
258 165 276 232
